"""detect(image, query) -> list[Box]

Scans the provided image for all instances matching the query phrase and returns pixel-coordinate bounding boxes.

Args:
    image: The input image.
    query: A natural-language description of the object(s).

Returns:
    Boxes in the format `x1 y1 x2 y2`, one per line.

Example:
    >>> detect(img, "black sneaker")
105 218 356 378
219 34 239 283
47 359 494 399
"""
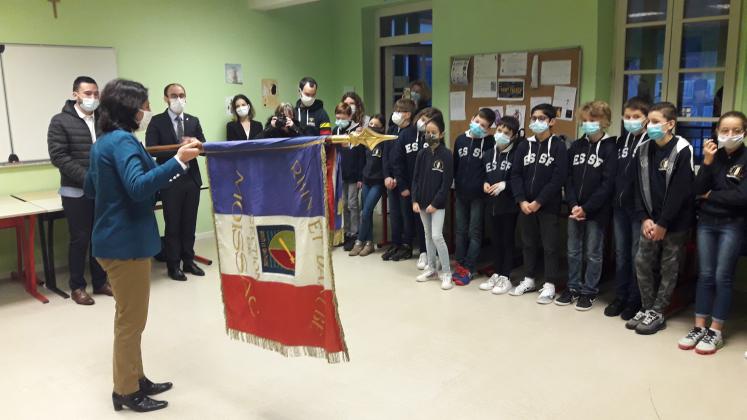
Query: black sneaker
391 244 413 261
575 294 596 311
554 289 579 306
620 303 641 321
604 298 625 317
343 235 356 252
381 245 399 261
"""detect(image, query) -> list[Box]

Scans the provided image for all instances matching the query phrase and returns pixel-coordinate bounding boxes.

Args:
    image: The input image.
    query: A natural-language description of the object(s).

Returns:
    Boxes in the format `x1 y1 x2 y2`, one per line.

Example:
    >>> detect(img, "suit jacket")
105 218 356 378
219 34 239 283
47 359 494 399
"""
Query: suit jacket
145 109 206 187
226 119 262 141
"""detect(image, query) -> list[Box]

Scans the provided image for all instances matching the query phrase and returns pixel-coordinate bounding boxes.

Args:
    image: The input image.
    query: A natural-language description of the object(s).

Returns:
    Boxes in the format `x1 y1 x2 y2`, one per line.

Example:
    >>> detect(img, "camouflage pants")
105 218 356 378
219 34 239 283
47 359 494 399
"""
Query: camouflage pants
634 229 689 313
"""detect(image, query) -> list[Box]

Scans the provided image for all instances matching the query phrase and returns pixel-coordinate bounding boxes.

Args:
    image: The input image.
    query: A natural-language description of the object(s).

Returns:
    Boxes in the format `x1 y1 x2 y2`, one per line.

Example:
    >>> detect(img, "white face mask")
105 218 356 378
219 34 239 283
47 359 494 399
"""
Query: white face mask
137 110 153 132
391 112 404 126
300 94 315 107
169 98 186 114
79 97 99 113
718 133 745 150
236 105 250 118
349 104 357 115
416 119 426 132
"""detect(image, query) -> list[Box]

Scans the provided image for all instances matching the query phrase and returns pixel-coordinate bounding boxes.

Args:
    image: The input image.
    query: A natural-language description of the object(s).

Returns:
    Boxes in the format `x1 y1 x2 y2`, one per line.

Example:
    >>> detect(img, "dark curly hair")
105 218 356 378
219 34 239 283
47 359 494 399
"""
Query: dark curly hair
98 79 149 133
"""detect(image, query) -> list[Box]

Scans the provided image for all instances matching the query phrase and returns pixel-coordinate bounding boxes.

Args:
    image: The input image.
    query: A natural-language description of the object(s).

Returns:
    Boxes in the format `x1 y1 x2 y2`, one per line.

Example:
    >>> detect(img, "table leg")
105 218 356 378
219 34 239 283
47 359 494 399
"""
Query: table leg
22 216 48 303
43 217 68 298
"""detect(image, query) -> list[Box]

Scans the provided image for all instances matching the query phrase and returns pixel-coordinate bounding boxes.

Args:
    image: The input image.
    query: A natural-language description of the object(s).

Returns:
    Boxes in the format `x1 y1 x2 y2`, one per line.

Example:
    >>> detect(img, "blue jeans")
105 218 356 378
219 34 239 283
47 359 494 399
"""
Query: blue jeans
358 183 384 242
613 207 641 305
567 218 605 295
455 196 484 272
695 217 744 323
387 187 413 246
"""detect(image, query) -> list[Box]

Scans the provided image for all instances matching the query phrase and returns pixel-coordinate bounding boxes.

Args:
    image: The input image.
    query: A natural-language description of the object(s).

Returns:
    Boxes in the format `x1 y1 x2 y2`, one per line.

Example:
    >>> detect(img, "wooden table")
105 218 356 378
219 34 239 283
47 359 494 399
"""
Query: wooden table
0 196 48 303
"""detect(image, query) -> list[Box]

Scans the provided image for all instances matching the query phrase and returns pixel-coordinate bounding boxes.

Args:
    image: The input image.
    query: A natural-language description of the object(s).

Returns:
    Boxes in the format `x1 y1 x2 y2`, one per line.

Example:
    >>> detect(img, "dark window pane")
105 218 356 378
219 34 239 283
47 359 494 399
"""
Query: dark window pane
625 26 666 70
676 121 718 164
627 0 667 23
680 21 729 68
623 73 663 105
677 72 724 118
684 0 731 18
379 10 432 37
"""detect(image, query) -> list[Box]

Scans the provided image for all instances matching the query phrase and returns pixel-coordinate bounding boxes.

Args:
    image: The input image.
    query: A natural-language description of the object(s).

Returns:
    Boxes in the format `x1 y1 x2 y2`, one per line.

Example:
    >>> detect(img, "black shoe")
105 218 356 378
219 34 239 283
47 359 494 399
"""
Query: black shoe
139 377 173 396
390 244 413 261
112 391 168 412
575 294 596 311
343 236 356 252
554 289 578 306
381 245 399 261
153 251 167 263
620 303 641 321
168 268 187 281
183 262 205 276
604 298 626 317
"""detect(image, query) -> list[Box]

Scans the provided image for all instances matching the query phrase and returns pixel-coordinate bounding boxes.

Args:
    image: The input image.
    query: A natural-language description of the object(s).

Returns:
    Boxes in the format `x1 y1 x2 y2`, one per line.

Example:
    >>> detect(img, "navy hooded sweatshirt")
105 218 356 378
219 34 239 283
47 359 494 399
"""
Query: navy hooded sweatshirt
335 123 365 183
694 144 747 220
565 133 618 222
482 140 519 215
453 132 495 201
614 130 648 209
393 125 423 192
295 99 331 136
411 142 453 209
510 134 568 215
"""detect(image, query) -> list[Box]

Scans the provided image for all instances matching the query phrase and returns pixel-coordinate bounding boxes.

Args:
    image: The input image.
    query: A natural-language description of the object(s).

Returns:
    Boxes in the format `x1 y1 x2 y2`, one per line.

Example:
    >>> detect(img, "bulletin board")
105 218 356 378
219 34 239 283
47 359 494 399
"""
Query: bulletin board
448 47 582 143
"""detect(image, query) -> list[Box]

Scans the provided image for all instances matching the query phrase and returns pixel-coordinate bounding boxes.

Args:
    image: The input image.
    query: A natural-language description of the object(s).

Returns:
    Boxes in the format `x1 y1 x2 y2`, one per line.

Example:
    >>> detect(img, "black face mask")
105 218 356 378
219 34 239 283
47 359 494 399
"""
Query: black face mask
369 126 385 134
425 133 440 146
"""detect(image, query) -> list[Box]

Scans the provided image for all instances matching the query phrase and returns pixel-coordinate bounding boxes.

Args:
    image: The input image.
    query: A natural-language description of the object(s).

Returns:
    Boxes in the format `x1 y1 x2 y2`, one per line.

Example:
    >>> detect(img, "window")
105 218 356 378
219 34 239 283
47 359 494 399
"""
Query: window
612 0 742 163
379 10 432 38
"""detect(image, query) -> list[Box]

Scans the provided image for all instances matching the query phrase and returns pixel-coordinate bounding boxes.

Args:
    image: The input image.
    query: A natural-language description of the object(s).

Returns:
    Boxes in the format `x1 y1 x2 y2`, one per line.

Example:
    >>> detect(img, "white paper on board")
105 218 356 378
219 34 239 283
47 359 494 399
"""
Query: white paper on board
500 52 528 77
472 53 498 98
487 106 504 127
530 54 539 88
530 96 552 111
451 58 469 86
450 91 466 120
552 86 577 121
541 60 572 85
505 104 526 129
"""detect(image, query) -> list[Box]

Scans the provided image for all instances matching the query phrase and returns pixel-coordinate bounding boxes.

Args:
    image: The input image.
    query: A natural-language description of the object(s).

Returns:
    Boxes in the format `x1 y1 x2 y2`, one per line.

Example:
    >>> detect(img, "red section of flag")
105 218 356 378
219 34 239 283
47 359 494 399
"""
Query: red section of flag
324 144 337 232
221 273 346 354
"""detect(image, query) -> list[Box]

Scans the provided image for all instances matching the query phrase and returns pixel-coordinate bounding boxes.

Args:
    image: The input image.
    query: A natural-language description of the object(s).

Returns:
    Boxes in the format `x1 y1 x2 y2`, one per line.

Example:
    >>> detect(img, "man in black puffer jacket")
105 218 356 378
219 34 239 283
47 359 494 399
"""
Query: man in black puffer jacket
47 76 110 305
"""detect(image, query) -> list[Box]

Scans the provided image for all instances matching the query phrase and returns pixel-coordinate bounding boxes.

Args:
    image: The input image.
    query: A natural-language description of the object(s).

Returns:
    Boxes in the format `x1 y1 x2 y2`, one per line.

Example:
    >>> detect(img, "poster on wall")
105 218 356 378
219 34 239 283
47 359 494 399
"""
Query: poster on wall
497 79 525 101
487 106 504 127
552 86 577 121
225 64 243 85
505 104 526 129
540 60 572 85
499 52 528 77
450 91 466 120
262 79 280 109
472 53 498 98
451 58 469 86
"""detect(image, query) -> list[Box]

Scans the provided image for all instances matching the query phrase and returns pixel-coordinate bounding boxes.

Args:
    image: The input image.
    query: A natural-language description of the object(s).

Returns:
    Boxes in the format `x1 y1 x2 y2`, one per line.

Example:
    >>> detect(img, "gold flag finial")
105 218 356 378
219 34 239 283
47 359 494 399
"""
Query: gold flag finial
328 127 398 151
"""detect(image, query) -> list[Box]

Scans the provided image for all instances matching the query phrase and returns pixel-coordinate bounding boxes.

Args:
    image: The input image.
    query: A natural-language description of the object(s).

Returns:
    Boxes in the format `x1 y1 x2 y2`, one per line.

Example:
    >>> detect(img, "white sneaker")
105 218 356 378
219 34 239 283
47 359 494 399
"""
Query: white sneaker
440 273 453 290
416 266 437 282
678 326 707 350
479 274 500 291
536 282 556 304
491 276 513 295
416 253 428 270
509 277 536 296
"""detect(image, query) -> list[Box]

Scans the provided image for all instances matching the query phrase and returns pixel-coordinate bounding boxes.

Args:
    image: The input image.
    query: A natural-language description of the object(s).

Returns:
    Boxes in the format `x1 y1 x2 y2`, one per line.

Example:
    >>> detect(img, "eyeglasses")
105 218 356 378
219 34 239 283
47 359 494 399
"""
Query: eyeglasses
530 116 549 122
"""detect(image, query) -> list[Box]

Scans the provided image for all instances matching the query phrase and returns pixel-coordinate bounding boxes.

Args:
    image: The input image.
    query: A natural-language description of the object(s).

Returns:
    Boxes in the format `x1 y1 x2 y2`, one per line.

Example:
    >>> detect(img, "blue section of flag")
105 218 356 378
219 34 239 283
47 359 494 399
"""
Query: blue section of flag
204 137 326 218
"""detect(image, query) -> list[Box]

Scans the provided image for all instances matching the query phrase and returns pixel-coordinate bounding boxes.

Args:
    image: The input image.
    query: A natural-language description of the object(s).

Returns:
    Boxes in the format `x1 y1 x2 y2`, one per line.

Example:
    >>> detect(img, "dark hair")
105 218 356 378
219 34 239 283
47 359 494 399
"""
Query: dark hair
369 113 386 127
425 113 446 134
623 96 651 115
718 111 747 131
497 116 520 137
163 83 185 97
231 94 255 120
98 79 149 133
393 98 416 113
299 77 317 90
334 102 352 116
408 79 431 102
476 108 497 125
73 76 97 92
341 91 365 123
531 103 556 120
649 101 678 122
414 107 442 123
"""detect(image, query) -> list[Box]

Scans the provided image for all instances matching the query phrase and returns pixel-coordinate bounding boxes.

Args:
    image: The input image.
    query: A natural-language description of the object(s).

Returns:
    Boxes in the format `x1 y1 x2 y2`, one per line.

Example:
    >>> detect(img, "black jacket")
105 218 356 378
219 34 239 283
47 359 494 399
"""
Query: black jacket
634 136 694 232
295 99 331 136
694 145 747 220
259 116 302 138
391 124 420 191
145 109 206 187
482 141 519 215
412 143 453 209
335 124 365 183
363 142 387 185
383 124 401 179
47 100 101 188
566 134 618 221
510 135 568 214
453 132 495 201
614 131 647 209
226 120 262 141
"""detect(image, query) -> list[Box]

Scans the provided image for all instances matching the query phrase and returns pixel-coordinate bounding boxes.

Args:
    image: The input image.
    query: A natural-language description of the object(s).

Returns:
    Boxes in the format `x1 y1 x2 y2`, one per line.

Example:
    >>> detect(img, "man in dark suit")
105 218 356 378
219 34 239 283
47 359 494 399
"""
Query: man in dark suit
145 83 206 281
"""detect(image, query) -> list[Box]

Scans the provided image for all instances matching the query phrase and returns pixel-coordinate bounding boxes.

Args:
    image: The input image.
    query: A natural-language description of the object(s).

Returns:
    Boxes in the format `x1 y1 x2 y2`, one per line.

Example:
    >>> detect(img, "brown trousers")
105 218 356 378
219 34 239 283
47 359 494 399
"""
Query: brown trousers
97 258 151 395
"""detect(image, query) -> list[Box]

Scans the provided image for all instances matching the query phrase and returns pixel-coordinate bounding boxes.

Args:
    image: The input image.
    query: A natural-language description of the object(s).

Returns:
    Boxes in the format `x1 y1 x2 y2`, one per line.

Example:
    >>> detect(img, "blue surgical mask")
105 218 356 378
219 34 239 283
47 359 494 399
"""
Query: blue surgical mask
623 118 644 134
581 121 601 135
646 123 667 140
494 132 511 146
411 91 421 103
469 121 486 138
529 120 549 134
336 119 350 129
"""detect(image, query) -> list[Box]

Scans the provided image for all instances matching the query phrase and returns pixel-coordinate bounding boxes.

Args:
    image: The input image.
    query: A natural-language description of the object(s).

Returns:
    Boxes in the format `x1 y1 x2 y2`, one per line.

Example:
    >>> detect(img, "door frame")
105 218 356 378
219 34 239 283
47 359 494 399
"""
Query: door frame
382 45 433 119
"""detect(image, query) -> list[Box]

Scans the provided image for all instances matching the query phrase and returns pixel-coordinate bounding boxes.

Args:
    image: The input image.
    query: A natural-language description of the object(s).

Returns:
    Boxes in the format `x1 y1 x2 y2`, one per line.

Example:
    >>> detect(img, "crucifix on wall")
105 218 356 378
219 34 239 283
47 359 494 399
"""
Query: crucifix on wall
49 0 60 18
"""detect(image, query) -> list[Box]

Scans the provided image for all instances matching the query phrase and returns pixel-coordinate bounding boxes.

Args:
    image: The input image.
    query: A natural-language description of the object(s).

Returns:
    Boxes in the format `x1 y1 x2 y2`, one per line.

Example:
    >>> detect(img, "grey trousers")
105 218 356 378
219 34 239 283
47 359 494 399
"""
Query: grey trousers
635 229 689 313
342 181 360 236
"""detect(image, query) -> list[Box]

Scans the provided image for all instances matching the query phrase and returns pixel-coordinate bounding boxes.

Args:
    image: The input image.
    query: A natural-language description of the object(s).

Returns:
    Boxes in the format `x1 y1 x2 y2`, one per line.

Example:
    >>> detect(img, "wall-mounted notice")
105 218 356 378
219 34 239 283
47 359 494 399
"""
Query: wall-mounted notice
451 58 469 86
541 60 572 85
529 96 552 111
505 104 526 129
499 52 528 77
497 79 525 101
488 106 504 127
450 91 466 120
472 53 498 98
262 79 279 109
552 85 577 121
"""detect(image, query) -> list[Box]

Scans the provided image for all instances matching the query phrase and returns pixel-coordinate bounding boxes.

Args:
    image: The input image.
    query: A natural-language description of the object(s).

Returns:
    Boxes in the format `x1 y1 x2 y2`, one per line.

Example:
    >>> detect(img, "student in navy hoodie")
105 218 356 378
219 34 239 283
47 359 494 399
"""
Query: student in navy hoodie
295 76 331 136
382 98 417 262
555 101 618 311
478 116 521 295
412 107 443 270
510 103 568 304
605 96 650 320
334 102 365 251
452 108 497 285
412 113 454 291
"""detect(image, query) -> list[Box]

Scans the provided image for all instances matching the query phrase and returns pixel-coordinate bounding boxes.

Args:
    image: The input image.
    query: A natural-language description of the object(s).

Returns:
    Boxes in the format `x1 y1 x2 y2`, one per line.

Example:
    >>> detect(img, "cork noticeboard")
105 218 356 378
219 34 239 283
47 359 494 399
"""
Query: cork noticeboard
449 47 582 144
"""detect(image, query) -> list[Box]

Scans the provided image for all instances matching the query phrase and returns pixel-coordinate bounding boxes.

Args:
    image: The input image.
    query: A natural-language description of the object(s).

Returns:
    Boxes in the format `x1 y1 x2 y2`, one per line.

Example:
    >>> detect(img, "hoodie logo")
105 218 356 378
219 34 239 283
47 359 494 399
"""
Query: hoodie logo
658 159 668 172
619 147 630 159
432 160 444 172
728 164 744 181
405 141 420 154
372 148 382 158
458 147 483 159
573 153 603 168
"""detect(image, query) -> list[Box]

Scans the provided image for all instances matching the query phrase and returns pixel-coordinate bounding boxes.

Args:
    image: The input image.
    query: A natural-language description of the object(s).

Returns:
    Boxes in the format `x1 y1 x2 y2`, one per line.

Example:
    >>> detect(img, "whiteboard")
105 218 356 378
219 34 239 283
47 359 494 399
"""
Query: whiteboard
0 44 118 164
0 60 10 162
